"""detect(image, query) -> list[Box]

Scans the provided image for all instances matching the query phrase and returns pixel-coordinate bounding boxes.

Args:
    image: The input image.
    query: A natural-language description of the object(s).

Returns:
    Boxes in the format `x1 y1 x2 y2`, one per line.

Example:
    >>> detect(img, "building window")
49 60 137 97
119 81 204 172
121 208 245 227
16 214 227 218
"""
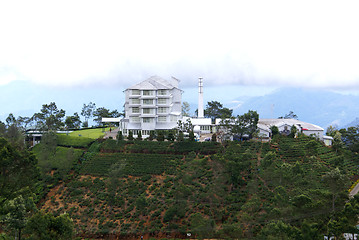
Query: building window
200 125 211 131
158 116 167 122
158 89 167 95
142 130 150 136
170 115 177 122
130 117 140 123
143 99 153 105
143 108 153 114
143 90 153 96
158 107 167 114
132 89 140 95
132 107 139 113
131 98 140 104
158 98 167 104
143 118 152 123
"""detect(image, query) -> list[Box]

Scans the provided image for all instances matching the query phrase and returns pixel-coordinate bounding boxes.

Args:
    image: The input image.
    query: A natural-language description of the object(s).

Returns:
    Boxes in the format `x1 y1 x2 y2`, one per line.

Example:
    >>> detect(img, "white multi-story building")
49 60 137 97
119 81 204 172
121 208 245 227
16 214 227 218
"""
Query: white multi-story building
120 76 182 137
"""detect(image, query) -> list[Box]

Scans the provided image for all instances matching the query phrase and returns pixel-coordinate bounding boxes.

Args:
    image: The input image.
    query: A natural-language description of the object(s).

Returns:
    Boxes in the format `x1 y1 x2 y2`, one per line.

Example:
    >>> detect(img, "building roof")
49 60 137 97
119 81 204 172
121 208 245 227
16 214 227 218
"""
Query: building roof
102 117 122 123
258 119 324 131
127 76 179 90
190 118 212 126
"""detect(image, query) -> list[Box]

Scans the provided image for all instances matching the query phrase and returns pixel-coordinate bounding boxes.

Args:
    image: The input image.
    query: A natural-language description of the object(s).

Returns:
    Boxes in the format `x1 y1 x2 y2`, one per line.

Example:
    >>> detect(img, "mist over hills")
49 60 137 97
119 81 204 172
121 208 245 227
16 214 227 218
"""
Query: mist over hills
0 81 124 122
1 81 359 130
231 88 359 129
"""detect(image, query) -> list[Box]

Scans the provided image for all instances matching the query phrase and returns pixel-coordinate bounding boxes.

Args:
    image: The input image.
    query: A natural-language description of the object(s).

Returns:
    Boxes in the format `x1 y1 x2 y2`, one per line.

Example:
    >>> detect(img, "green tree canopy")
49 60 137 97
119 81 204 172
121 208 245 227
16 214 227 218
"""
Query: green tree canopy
223 110 259 139
0 138 39 204
32 102 65 131
204 101 233 123
323 167 348 212
278 111 298 120
93 107 121 126
339 126 359 152
25 211 73 240
3 195 36 240
81 102 96 127
181 101 190 117
65 112 81 129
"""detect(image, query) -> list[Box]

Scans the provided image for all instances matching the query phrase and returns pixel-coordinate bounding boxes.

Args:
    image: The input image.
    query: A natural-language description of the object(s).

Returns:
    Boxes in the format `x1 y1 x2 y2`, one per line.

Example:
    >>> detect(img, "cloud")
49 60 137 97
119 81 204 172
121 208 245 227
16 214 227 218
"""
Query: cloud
1 0 359 89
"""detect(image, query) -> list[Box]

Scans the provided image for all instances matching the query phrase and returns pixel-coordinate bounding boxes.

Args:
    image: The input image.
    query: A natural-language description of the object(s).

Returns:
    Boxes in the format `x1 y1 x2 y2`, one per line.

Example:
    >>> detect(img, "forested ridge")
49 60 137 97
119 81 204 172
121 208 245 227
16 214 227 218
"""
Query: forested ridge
2 129 359 239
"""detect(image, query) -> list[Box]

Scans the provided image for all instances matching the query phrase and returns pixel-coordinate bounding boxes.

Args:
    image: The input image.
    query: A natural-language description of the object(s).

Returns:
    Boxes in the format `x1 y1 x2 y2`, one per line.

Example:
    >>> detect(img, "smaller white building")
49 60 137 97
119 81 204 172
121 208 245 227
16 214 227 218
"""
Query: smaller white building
187 117 213 134
258 118 332 145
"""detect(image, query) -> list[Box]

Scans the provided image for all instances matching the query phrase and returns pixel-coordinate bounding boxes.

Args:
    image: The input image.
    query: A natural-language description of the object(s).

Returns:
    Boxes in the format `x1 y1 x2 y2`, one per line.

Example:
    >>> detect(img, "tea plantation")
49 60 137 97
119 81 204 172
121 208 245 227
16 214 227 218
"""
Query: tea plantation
33 134 359 239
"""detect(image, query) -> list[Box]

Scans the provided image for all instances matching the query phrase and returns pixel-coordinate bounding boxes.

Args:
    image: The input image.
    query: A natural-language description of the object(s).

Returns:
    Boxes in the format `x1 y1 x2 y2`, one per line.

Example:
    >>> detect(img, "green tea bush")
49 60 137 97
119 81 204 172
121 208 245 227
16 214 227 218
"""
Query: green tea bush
57 134 94 148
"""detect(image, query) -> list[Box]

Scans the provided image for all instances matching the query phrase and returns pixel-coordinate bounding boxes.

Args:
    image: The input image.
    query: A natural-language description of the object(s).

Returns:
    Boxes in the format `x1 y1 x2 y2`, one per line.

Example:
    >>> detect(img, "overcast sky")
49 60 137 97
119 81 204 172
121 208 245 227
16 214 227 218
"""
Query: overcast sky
1 0 359 92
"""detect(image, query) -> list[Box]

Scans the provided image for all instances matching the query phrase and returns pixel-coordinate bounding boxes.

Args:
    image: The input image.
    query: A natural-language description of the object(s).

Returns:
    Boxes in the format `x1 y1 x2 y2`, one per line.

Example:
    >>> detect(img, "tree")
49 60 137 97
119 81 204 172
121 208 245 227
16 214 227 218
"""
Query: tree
2 114 25 148
339 126 359 152
25 211 73 240
0 121 6 137
326 125 339 137
167 131 175 141
93 107 121 126
177 131 184 142
211 133 217 142
261 151 277 168
204 101 233 123
189 131 195 141
137 131 142 140
33 102 65 131
323 167 348 212
182 101 190 117
289 125 298 138
0 138 39 204
176 118 193 133
270 125 279 136
279 111 298 119
40 131 58 158
259 220 299 240
81 102 96 127
223 110 259 139
117 131 124 141
190 213 215 239
127 131 134 141
16 116 31 131
6 113 16 127
64 112 81 129
157 131 165 141
3 195 36 240
332 131 344 153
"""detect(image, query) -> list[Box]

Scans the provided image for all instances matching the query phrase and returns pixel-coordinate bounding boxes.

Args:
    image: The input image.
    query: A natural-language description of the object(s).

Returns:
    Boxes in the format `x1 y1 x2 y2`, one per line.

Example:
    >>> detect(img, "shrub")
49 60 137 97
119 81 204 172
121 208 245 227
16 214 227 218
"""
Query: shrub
57 134 94 148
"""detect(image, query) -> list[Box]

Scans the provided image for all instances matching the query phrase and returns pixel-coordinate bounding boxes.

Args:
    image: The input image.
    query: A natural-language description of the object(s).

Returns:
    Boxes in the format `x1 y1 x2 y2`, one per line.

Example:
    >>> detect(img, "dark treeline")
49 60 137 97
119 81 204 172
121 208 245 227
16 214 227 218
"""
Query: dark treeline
1 101 121 132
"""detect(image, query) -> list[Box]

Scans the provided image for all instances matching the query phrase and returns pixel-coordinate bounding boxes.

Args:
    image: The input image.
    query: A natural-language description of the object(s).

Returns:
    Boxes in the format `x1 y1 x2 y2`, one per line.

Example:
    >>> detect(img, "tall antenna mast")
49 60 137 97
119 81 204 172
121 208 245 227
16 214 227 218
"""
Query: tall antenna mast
198 77 204 118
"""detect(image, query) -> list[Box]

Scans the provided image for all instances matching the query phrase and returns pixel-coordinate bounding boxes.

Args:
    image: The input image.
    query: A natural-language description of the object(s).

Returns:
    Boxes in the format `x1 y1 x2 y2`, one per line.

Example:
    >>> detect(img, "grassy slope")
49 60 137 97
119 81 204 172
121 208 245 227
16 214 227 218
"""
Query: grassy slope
35 136 359 239
67 128 111 139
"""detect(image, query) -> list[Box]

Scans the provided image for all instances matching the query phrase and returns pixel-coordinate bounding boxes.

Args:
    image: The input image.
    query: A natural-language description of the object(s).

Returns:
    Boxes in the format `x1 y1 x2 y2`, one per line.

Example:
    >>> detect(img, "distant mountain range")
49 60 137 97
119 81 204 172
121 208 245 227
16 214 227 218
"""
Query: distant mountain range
230 88 359 129
0 81 124 123
1 82 358 130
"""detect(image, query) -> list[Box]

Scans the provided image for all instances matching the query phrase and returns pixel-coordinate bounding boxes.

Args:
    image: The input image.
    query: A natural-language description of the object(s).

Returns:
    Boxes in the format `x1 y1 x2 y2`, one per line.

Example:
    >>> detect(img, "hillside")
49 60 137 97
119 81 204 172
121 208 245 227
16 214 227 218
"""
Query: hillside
33 135 359 239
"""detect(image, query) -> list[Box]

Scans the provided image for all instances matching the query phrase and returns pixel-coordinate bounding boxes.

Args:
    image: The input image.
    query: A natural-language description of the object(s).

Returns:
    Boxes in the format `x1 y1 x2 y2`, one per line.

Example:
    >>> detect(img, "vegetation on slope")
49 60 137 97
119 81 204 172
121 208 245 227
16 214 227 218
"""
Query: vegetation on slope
33 134 359 239
2 124 359 239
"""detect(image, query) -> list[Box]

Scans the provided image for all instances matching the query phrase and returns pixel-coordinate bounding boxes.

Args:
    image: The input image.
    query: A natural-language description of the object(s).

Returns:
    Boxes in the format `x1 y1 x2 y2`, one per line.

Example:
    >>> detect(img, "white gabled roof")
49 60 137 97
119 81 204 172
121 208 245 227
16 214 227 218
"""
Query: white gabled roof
190 118 212 126
127 76 177 90
258 119 324 131
257 123 271 132
102 117 122 123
